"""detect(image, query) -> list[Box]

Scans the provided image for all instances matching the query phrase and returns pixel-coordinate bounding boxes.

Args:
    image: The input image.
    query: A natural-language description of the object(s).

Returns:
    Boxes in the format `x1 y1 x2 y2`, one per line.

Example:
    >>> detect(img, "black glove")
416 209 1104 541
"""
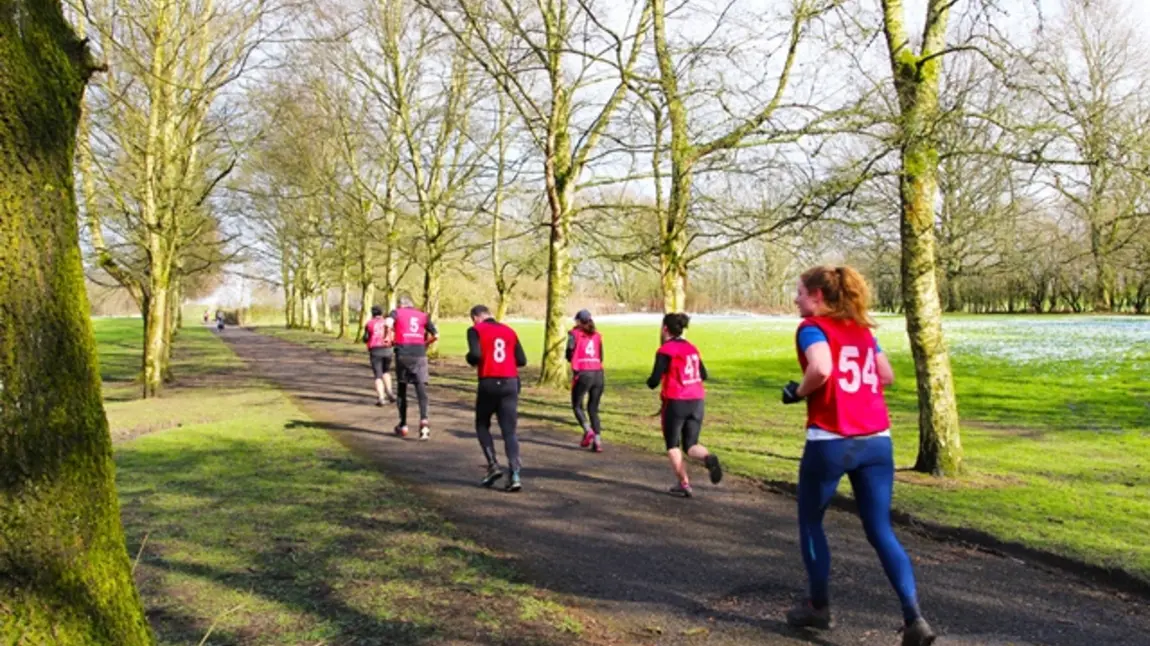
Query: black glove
782 381 803 405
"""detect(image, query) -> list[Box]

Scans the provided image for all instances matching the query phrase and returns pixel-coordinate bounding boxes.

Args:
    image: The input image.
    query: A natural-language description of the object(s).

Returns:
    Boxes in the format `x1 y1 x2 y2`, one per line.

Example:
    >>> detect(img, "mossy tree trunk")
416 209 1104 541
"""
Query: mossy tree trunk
881 0 963 476
0 2 152 642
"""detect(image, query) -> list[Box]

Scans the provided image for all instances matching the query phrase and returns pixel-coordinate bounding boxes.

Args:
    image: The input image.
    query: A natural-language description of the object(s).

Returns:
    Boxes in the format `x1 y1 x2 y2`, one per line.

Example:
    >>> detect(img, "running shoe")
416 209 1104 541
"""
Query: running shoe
669 482 693 498
705 454 723 484
480 466 503 488
505 471 522 492
419 420 430 441
900 618 936 646
785 599 833 630
580 429 594 448
394 424 408 438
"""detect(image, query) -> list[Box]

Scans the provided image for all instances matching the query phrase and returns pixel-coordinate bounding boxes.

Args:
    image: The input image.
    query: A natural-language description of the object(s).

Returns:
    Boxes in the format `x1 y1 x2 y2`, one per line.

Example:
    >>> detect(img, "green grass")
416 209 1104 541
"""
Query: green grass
93 320 605 645
258 314 1150 583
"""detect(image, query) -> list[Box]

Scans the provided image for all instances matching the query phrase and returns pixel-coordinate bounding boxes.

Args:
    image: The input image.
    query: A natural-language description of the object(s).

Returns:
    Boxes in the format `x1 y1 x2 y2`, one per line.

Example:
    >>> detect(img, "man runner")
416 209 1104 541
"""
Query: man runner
390 295 438 440
362 305 396 407
466 304 527 492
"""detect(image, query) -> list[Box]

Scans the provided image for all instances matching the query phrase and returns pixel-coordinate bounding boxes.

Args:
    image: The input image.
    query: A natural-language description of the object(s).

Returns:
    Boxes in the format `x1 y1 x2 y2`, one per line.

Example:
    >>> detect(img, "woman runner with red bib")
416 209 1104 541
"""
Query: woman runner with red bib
362 305 396 406
466 305 528 492
781 265 935 646
566 309 604 452
646 313 722 497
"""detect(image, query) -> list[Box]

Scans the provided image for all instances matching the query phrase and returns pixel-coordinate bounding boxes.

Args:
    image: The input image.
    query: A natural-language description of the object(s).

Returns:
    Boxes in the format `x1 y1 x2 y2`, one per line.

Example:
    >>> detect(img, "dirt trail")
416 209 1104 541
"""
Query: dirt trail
222 327 1148 645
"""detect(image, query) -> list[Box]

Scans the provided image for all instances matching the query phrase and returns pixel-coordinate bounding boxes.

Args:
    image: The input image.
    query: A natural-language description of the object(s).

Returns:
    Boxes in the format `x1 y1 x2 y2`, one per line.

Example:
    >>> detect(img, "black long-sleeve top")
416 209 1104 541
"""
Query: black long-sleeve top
646 338 708 389
466 320 528 369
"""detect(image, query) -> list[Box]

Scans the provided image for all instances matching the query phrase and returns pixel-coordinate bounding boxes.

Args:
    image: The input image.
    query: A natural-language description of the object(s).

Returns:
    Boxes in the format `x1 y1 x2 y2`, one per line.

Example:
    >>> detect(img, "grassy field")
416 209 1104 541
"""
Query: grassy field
258 313 1150 583
96 320 605 645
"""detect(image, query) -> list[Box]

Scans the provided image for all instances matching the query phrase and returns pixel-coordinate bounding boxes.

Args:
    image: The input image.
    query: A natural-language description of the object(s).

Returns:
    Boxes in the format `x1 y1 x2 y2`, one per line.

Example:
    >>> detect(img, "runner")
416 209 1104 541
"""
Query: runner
389 295 438 440
215 310 224 332
466 304 527 492
362 305 396 407
781 265 935 646
566 309 604 452
646 312 722 497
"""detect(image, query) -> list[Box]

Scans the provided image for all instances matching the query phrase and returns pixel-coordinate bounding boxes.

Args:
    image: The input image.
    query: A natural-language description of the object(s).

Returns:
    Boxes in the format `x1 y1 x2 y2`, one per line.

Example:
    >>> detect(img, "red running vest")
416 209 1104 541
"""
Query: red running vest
657 338 705 400
474 320 520 379
570 327 603 372
364 318 392 349
393 307 428 346
796 316 891 436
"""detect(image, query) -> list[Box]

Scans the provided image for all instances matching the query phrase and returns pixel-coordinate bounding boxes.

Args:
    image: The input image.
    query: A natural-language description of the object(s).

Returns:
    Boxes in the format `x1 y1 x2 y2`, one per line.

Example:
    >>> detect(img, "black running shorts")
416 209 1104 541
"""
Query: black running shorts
661 398 704 451
369 349 392 379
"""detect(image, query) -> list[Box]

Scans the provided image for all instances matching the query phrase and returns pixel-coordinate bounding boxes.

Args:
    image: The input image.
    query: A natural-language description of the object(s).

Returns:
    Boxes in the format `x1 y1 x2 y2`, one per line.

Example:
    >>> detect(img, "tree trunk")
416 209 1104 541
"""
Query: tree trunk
1091 231 1115 312
883 0 963 476
321 287 333 333
0 5 151 641
540 203 573 387
308 293 319 332
423 259 442 356
357 282 375 338
283 262 294 328
338 270 350 339
143 280 169 398
495 293 511 320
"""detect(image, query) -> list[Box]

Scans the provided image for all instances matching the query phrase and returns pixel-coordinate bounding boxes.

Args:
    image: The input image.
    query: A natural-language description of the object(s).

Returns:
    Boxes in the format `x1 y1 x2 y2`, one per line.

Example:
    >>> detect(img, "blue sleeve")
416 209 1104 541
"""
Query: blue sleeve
873 333 883 354
797 326 828 352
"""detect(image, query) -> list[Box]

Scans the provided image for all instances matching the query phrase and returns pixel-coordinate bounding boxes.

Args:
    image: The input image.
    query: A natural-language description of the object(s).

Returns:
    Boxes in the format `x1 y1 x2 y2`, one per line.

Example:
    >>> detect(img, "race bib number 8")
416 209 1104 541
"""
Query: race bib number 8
838 345 878 394
493 338 507 363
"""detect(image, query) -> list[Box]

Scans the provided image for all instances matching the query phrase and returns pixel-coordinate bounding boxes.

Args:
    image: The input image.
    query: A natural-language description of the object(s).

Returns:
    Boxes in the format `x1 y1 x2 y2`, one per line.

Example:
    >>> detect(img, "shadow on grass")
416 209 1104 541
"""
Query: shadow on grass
117 430 595 646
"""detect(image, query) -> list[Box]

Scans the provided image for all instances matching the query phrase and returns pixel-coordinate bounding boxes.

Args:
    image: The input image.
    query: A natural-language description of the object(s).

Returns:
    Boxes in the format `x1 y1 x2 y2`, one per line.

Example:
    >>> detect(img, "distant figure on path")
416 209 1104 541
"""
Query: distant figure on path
362 305 396 407
566 309 604 452
215 310 224 332
466 305 528 492
645 312 722 497
390 295 438 440
781 265 935 646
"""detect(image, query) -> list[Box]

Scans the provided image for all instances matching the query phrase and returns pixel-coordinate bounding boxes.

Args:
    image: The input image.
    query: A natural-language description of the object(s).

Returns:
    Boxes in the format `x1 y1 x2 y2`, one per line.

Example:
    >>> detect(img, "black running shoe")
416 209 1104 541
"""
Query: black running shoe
705 454 723 484
669 482 693 498
785 599 833 630
900 618 936 646
480 466 503 488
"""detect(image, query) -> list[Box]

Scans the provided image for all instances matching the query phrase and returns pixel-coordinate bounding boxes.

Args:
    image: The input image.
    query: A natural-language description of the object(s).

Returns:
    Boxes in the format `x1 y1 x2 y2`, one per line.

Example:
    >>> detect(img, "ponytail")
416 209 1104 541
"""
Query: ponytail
800 265 875 328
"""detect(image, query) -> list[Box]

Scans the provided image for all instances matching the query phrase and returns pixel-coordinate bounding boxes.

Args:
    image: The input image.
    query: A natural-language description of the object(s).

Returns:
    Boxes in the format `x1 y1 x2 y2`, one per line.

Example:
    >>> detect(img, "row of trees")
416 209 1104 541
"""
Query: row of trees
74 0 1150 471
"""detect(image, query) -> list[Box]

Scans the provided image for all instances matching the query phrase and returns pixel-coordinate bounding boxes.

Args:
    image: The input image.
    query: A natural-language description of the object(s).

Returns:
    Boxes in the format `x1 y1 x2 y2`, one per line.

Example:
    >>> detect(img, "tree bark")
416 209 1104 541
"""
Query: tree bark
0 3 151 641
338 268 350 339
882 0 963 476
321 287 333 333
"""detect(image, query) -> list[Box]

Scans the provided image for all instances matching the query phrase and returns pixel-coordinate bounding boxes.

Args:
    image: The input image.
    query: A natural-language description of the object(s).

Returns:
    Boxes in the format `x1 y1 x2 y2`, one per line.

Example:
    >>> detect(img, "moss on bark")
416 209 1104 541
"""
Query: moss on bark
0 2 152 642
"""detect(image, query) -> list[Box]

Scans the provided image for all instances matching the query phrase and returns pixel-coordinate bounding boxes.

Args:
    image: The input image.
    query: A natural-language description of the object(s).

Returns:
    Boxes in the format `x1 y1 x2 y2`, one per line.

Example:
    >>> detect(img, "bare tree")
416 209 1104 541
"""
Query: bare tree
418 0 652 387
1020 0 1150 312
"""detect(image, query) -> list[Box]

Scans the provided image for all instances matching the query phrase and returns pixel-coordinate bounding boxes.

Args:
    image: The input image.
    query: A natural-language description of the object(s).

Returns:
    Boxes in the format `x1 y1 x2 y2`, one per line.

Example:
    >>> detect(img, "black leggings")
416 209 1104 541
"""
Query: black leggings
476 378 520 471
397 381 429 426
571 370 604 433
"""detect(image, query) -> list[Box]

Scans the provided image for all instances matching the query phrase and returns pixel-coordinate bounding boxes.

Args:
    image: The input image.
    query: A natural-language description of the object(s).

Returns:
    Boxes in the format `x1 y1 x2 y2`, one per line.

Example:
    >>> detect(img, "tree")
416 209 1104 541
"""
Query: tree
419 0 651 387
879 0 965 475
0 2 150 641
79 0 270 396
644 0 850 312
1020 0 1150 312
